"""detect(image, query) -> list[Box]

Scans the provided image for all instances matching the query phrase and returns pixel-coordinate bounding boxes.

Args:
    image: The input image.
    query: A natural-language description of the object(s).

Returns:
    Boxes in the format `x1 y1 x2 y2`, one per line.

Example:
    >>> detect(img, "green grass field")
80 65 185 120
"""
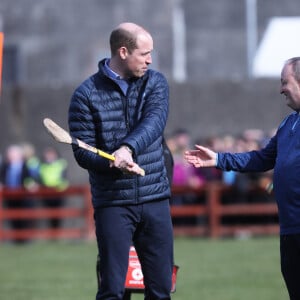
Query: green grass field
0 237 288 300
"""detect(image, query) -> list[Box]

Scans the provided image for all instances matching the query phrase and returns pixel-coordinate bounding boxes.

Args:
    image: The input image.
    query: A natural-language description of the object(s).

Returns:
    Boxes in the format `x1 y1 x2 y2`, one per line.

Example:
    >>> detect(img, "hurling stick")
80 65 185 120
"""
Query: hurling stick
43 118 145 176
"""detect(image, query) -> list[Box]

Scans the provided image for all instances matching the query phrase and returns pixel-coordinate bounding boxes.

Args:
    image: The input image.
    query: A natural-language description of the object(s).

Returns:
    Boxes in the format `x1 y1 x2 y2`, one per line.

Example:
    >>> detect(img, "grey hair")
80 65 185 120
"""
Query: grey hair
285 57 300 82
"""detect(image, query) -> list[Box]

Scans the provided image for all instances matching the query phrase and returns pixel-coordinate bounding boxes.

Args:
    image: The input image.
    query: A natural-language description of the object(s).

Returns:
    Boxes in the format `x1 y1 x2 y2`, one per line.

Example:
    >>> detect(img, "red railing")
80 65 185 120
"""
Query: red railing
171 182 278 238
0 182 279 241
0 185 94 241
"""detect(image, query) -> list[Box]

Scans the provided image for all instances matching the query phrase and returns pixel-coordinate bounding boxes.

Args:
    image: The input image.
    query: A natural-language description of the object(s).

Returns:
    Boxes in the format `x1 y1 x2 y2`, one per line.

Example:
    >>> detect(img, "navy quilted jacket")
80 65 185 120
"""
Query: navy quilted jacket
68 59 171 208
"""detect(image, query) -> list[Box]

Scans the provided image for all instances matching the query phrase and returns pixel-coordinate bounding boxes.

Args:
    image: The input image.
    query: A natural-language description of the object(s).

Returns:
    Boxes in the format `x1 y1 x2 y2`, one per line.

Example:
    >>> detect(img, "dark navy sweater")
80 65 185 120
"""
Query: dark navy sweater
217 112 300 235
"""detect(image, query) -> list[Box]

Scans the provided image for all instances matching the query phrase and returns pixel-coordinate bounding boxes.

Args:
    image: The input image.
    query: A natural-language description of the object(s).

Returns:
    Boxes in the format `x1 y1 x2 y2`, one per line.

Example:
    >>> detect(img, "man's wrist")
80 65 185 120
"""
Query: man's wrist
121 145 133 154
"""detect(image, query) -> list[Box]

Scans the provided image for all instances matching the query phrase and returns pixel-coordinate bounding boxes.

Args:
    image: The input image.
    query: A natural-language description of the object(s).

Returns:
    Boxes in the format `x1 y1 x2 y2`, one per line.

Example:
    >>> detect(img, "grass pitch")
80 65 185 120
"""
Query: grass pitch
0 237 288 300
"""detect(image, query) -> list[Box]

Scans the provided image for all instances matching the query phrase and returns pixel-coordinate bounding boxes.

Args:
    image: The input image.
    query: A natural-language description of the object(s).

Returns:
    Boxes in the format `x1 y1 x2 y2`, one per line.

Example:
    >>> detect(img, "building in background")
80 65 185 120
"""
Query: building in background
253 17 300 78
1 0 300 87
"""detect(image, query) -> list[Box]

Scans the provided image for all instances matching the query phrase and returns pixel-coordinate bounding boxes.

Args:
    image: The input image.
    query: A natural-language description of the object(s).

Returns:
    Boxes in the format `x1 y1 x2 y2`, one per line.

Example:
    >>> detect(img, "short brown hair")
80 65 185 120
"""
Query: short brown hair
109 28 137 56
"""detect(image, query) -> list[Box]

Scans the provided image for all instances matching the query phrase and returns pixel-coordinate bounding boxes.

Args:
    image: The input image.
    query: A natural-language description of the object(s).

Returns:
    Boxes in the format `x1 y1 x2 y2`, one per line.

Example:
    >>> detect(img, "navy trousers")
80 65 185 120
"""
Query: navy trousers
94 199 174 300
280 234 300 300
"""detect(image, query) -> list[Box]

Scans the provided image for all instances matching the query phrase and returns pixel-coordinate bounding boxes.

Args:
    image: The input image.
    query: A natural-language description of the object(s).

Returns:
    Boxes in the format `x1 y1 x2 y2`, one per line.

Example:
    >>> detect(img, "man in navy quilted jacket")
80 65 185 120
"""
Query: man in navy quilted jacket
184 57 300 300
68 22 173 300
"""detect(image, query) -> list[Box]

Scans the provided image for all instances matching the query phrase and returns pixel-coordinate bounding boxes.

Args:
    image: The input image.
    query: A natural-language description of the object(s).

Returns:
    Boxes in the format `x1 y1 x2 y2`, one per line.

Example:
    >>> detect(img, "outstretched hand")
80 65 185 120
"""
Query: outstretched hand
184 145 217 168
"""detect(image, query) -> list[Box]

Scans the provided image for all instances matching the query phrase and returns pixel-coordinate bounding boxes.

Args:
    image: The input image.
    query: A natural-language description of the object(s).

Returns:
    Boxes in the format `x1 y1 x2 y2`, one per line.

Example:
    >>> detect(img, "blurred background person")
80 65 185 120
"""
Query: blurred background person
171 129 205 205
39 146 69 230
0 144 35 243
194 135 223 184
21 143 40 190
169 129 205 226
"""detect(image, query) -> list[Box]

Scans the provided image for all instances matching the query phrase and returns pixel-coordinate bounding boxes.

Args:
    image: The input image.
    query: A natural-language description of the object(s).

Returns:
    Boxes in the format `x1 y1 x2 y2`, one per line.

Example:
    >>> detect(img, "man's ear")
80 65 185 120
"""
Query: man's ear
119 47 128 60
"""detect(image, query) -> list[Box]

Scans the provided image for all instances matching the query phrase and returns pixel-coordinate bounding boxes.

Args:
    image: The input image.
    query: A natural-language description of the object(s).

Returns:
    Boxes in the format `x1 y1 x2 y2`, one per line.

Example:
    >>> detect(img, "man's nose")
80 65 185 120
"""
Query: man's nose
146 54 152 65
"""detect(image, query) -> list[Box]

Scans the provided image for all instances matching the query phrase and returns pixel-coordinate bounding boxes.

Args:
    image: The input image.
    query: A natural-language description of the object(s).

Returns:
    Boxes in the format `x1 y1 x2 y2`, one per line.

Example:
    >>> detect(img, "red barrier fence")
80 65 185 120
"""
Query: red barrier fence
171 182 278 238
0 182 279 242
0 185 94 241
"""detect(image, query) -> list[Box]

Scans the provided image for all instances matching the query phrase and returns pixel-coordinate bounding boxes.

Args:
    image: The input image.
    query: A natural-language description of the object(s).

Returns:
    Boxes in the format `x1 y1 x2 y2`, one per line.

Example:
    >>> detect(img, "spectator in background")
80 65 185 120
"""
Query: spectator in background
220 135 237 186
170 129 205 206
194 135 223 184
227 133 262 203
39 147 68 229
0 144 34 243
168 129 206 226
184 57 300 300
227 130 272 204
21 143 40 190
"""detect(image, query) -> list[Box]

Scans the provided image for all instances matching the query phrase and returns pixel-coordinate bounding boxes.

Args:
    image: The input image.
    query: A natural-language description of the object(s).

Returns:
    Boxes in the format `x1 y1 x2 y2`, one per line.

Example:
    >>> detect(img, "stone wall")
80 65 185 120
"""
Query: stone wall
0 80 290 183
1 0 300 85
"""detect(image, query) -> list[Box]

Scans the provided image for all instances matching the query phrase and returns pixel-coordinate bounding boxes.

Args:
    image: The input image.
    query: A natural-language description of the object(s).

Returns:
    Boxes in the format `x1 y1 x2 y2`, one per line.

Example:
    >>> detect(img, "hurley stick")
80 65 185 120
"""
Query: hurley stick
43 118 145 176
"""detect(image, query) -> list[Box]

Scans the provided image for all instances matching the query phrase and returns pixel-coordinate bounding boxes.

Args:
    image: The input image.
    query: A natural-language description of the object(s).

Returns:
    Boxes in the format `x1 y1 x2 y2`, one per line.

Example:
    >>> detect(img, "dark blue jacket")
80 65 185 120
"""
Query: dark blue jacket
68 59 170 208
217 112 300 235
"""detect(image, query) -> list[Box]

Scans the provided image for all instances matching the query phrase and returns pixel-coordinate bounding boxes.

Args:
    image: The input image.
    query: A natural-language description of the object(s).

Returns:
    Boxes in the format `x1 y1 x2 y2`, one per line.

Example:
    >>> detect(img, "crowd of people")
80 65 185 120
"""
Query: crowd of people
167 127 275 204
0 143 69 241
165 127 276 226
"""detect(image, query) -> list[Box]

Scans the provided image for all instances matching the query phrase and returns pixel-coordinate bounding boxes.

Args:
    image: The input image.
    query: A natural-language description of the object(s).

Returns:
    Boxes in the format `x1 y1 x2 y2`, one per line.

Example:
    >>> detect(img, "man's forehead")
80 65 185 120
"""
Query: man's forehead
136 33 153 49
282 64 292 77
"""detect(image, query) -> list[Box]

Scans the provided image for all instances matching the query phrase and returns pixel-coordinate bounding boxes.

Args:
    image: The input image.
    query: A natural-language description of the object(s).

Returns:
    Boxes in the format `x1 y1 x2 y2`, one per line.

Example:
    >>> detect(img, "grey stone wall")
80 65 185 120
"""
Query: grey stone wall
167 79 290 140
1 0 300 85
0 80 290 183
0 0 174 85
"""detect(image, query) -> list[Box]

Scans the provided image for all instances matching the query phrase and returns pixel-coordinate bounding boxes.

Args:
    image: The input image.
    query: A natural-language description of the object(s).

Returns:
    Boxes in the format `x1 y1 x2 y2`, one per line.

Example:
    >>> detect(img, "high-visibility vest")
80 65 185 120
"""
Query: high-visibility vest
39 159 68 190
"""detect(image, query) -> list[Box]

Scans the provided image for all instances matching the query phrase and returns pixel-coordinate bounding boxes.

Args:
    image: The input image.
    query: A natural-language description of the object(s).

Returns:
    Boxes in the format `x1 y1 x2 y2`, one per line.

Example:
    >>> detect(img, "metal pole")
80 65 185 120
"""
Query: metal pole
172 0 186 82
0 16 3 96
246 0 257 78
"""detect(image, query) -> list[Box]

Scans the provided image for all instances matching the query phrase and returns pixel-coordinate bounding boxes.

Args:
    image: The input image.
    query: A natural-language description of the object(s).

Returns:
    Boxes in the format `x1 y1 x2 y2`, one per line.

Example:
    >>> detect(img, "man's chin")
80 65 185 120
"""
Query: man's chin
138 69 147 76
286 102 297 111
285 98 292 107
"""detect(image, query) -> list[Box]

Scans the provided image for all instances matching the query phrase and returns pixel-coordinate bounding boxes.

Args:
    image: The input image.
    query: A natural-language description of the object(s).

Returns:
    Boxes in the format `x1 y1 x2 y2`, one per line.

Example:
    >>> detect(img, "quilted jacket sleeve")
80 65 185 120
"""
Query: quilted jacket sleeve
122 71 169 155
68 80 109 172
